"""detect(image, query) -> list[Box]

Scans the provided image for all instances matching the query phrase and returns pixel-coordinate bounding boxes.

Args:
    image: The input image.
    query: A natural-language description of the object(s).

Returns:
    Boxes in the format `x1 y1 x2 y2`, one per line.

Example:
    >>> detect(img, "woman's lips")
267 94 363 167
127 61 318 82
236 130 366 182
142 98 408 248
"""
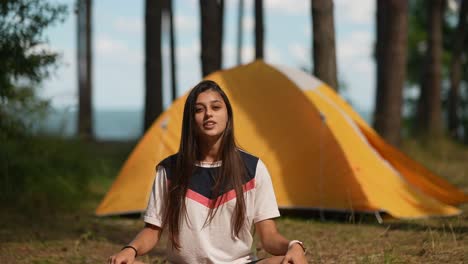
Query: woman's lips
203 121 216 129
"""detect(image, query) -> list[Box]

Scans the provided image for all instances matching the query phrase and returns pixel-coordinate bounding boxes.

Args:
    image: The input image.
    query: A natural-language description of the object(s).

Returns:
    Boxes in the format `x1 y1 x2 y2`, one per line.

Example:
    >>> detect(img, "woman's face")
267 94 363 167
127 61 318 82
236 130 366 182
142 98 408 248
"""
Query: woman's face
194 90 228 141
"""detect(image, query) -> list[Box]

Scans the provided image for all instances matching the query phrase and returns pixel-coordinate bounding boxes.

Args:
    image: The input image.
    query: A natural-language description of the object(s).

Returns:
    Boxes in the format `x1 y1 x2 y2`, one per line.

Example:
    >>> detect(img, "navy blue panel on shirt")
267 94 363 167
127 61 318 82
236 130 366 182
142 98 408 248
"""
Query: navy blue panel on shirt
158 150 259 200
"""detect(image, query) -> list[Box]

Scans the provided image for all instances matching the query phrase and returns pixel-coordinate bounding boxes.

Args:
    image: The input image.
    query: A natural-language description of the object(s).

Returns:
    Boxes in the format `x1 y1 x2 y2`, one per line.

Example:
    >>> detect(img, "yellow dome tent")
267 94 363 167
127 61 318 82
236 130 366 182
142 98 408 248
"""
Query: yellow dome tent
96 60 467 219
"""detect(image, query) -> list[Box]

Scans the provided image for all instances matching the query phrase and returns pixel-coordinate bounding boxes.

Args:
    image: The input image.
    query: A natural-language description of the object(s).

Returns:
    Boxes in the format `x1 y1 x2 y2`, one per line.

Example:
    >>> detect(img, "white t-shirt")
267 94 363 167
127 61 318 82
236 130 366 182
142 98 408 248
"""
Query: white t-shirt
143 150 280 264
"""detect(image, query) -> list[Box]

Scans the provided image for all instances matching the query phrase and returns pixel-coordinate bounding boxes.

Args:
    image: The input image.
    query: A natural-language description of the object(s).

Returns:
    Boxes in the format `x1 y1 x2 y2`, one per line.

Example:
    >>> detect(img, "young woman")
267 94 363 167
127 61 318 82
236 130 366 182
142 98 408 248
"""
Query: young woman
108 80 308 264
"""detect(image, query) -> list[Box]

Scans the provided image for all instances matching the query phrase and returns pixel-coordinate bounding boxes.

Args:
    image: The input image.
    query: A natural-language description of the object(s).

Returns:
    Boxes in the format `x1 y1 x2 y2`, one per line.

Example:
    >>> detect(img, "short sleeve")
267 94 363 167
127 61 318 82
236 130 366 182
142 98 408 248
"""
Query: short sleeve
143 165 168 228
253 159 280 223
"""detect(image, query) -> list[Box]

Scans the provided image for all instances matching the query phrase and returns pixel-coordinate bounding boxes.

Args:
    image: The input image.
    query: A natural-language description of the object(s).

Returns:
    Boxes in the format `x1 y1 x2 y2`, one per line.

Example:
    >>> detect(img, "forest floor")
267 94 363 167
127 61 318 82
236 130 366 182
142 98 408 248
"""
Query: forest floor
1 138 467 263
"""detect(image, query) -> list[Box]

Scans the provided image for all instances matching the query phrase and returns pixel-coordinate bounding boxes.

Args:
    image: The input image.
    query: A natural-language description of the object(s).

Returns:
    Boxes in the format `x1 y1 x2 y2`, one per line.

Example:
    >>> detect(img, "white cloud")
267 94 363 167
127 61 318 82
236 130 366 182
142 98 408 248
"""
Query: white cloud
265 46 283 64
223 43 254 67
264 0 309 14
224 0 309 15
242 45 255 63
335 0 375 25
113 17 142 35
223 43 282 66
335 30 375 111
349 60 373 75
39 47 77 108
26 43 57 56
176 42 200 60
95 35 142 65
337 31 373 64
225 0 241 10
113 14 196 35
288 43 308 64
96 36 126 54
185 0 198 9
175 14 197 32
162 41 201 71
243 15 254 32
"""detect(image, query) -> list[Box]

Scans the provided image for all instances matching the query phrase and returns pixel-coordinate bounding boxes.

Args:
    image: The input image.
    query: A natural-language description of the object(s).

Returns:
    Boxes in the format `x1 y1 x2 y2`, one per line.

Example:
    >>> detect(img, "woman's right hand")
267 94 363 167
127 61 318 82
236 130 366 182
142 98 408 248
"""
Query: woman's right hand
107 248 136 264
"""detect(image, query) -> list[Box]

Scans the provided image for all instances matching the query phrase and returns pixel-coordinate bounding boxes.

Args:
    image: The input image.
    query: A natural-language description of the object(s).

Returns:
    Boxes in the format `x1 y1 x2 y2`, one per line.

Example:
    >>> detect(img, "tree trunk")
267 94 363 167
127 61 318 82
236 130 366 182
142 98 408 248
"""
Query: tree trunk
77 0 93 139
417 0 445 137
373 0 408 146
144 0 163 131
200 0 224 76
167 0 177 101
311 0 338 91
237 0 244 64
448 0 468 138
255 0 264 59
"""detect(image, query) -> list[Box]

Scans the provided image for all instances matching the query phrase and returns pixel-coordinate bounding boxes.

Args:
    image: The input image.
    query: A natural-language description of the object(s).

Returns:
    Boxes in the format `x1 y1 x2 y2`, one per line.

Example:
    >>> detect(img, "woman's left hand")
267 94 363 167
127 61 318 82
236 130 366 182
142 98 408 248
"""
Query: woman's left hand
281 243 308 264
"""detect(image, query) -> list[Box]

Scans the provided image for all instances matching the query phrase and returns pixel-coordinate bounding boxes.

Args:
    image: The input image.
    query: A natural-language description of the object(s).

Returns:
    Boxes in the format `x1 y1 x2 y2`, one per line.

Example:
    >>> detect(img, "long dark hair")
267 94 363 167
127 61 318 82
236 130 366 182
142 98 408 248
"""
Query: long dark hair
163 80 248 249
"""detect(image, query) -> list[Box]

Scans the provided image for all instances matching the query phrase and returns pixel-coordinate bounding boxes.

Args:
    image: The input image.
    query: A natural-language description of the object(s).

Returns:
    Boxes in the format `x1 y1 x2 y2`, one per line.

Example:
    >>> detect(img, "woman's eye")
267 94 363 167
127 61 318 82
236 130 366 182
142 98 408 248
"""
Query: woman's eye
212 106 221 110
195 108 203 112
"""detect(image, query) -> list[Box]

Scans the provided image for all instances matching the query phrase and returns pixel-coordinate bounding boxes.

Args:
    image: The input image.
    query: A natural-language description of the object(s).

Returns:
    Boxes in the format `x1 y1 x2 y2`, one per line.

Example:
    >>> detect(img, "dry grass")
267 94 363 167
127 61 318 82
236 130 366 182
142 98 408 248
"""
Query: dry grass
1 138 467 263
1 210 467 263
402 138 468 192
270 212 468 263
0 208 171 263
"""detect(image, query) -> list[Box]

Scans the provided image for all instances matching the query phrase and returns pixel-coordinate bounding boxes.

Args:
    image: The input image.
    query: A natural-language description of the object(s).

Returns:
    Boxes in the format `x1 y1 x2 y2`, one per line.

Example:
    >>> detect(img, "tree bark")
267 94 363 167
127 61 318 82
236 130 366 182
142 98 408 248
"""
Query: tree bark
373 0 408 146
448 0 468 138
167 0 177 101
200 0 224 76
311 0 338 91
144 0 163 131
417 0 445 137
255 0 264 59
77 0 93 139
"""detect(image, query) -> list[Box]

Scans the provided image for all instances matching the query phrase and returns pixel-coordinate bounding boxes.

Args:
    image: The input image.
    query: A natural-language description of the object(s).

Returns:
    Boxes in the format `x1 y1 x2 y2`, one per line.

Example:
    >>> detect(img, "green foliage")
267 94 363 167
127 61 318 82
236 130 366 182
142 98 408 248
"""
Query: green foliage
0 0 67 87
402 136 468 189
407 0 457 86
407 0 428 86
1 137 89 212
0 137 132 213
0 1 76 213
0 0 67 139
460 63 468 143
405 0 468 141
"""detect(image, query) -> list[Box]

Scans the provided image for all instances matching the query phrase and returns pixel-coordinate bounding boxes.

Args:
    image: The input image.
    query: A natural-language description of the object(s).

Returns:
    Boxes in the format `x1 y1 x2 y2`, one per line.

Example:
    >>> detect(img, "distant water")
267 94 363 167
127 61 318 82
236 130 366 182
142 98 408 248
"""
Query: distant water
37 108 143 140
37 108 372 140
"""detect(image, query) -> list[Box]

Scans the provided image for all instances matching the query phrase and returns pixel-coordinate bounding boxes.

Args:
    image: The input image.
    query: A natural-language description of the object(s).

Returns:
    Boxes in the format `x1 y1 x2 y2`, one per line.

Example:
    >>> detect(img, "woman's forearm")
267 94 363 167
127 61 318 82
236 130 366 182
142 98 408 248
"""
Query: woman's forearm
261 231 290 255
127 224 162 256
256 220 290 255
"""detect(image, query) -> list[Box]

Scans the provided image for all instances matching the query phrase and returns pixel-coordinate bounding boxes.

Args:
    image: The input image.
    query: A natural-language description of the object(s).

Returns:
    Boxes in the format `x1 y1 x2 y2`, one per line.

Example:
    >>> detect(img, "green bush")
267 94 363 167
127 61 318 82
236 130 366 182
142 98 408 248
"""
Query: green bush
0 136 124 213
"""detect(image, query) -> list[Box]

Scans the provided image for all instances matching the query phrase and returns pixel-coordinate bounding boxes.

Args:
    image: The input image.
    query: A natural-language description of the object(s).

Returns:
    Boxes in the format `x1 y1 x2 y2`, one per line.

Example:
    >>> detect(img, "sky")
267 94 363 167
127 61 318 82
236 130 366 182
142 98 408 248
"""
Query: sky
40 0 376 114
